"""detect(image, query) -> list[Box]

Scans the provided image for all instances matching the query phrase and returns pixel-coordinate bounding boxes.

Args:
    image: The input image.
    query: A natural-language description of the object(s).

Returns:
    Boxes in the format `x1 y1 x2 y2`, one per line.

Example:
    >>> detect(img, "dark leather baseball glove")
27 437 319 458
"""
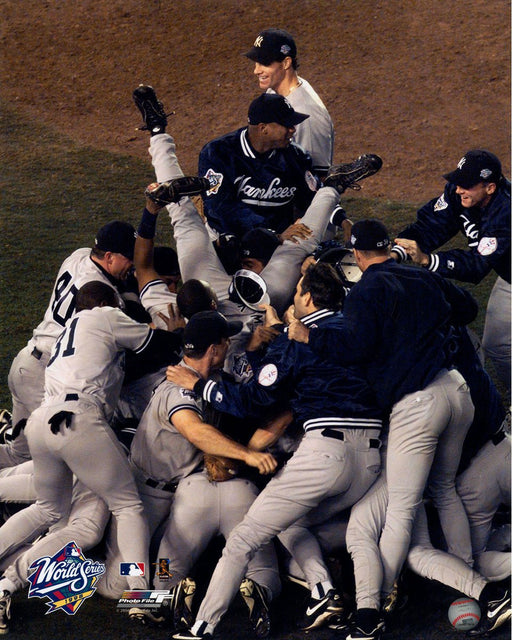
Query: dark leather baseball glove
204 453 240 482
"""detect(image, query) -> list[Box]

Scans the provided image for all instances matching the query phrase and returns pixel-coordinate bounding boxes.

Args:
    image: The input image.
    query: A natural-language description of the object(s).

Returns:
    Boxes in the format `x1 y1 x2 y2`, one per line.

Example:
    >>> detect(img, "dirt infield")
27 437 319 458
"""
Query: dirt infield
1 0 510 202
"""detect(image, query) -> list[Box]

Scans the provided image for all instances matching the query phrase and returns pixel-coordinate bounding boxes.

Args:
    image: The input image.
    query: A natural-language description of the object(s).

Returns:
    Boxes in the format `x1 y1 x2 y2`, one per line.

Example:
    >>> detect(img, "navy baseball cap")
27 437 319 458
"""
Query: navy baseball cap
228 269 270 311
443 150 502 189
350 219 390 250
183 310 242 352
95 221 136 260
248 93 309 128
245 28 297 66
240 228 280 263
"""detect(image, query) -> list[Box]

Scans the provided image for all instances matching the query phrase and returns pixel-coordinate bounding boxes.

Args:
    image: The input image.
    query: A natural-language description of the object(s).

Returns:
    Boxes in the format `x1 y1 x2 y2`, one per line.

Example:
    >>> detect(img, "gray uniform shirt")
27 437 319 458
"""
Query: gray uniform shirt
270 77 334 174
129 362 220 484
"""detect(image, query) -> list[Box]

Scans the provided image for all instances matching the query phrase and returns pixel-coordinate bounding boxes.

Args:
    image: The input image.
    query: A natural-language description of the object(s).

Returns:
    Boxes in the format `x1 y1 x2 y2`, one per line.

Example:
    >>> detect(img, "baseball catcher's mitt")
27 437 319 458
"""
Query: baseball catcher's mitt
204 454 240 482
145 177 211 206
324 154 383 193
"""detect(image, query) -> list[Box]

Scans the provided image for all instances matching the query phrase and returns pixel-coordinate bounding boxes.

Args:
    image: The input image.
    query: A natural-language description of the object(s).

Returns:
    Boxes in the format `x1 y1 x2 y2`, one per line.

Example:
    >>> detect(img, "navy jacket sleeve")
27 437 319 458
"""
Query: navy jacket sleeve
194 334 295 418
398 183 511 283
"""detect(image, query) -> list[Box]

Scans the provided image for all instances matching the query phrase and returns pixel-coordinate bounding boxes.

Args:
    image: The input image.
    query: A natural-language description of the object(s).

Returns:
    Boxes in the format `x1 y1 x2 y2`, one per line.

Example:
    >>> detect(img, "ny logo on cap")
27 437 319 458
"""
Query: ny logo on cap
457 156 467 170
254 35 264 47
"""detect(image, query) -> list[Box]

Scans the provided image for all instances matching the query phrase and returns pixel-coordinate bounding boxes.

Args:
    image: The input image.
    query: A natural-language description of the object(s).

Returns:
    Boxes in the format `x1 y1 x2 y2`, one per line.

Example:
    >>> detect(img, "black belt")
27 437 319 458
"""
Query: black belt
491 430 506 445
321 428 381 449
145 478 178 493
65 393 79 402
31 347 43 360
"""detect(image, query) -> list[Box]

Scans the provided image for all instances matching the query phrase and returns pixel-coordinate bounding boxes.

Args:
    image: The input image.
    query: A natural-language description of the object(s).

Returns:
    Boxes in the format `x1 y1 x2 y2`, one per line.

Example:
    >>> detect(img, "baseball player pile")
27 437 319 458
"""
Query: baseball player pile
0 26 510 640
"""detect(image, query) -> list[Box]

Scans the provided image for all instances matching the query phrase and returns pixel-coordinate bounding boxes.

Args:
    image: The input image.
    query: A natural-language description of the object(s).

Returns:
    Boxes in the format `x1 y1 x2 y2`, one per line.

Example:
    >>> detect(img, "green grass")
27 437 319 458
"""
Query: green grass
0 100 156 407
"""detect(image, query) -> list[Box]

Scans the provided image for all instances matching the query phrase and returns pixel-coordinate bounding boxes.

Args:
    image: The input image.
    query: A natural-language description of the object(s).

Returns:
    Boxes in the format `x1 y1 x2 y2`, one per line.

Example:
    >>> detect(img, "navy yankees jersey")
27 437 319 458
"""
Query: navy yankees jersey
398 180 511 283
194 309 383 430
199 127 318 237
308 260 478 411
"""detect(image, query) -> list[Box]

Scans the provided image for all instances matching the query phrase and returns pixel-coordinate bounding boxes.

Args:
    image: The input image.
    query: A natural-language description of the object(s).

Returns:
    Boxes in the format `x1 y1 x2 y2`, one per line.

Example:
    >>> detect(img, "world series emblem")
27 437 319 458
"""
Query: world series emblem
27 541 105 615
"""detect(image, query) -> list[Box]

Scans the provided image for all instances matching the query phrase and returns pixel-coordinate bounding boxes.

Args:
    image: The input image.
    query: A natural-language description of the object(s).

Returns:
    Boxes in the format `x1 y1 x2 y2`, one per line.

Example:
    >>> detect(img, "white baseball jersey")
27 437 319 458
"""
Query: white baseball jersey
269 77 334 174
29 248 123 355
44 306 152 420
139 278 178 330
140 275 258 383
129 366 214 483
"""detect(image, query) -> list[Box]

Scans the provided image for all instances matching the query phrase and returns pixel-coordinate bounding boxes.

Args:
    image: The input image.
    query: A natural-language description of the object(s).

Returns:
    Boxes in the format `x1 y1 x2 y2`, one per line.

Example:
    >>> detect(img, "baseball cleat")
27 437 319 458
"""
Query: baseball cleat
128 606 165 625
145 177 211 206
469 587 511 636
0 591 11 635
170 577 196 632
324 154 383 194
381 579 408 620
298 588 345 630
239 578 271 638
346 608 385 640
133 84 173 135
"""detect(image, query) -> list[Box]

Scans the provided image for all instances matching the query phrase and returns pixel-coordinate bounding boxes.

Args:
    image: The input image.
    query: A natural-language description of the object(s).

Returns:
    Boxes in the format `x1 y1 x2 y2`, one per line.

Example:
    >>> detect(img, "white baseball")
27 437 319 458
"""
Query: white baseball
448 598 481 630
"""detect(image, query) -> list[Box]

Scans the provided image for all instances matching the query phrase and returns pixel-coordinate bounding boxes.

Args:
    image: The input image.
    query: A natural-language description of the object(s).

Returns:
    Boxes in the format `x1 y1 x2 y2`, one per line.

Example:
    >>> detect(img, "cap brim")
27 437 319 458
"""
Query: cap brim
443 170 478 189
244 48 280 65
279 111 310 128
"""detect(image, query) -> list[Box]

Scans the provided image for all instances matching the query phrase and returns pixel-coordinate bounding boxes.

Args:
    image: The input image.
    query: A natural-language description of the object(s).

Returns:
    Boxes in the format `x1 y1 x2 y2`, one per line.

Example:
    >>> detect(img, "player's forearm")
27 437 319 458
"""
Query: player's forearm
248 409 293 450
135 207 160 285
187 424 253 463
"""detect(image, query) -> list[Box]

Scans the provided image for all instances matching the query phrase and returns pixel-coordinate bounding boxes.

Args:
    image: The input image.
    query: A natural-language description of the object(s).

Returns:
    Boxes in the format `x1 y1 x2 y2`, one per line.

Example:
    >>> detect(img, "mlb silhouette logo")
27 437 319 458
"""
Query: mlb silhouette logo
119 562 145 576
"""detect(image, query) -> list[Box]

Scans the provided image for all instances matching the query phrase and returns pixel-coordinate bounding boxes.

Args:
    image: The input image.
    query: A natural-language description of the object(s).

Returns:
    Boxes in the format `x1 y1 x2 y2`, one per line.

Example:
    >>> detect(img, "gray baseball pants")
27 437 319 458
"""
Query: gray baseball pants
378 368 474 596
191 427 381 632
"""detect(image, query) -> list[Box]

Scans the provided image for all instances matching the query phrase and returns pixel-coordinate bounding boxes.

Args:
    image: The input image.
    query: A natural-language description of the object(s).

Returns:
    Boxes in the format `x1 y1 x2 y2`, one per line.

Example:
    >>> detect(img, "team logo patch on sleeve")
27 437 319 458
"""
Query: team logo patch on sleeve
434 194 448 211
205 168 223 195
477 237 497 256
258 363 278 387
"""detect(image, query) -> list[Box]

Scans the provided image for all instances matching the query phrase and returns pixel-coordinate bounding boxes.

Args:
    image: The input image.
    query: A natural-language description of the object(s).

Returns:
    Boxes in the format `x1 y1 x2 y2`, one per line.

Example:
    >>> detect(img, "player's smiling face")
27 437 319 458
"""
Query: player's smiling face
253 61 286 92
455 182 496 209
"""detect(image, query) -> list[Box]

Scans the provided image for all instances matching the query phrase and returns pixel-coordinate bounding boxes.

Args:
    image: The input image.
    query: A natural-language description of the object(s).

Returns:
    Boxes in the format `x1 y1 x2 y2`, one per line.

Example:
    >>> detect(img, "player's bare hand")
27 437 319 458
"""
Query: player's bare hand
283 305 296 325
278 220 312 244
246 325 280 352
287 319 310 343
244 450 278 475
300 255 316 275
166 364 199 390
259 304 283 328
157 303 186 332
394 238 430 266
145 186 165 214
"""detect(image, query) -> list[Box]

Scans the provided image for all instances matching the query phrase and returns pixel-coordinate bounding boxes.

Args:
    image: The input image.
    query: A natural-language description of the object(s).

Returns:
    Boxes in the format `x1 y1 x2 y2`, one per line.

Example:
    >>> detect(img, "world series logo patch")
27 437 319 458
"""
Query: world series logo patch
27 541 105 615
